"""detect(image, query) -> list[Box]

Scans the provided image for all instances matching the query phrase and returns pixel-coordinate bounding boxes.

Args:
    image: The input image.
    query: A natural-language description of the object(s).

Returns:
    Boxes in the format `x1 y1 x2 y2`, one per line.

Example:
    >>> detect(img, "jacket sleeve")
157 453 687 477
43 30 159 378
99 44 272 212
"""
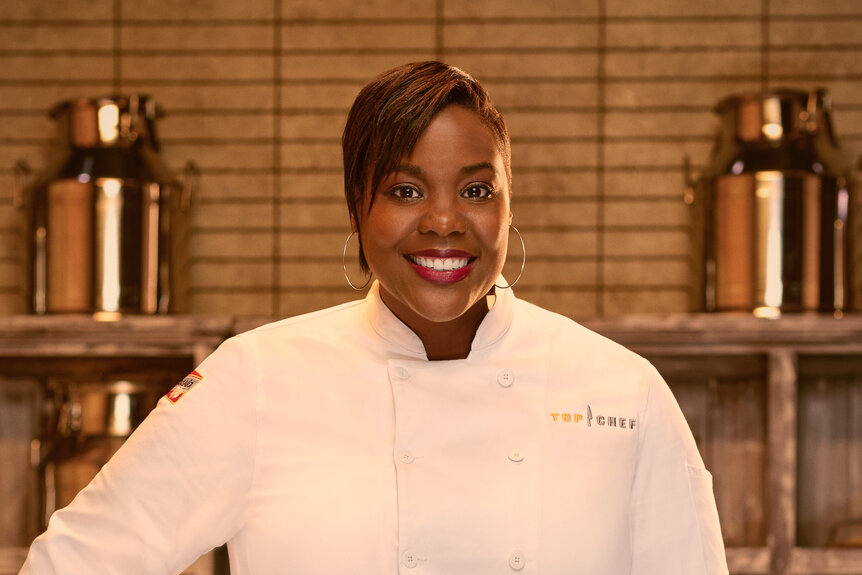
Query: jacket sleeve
19 335 258 575
629 362 729 575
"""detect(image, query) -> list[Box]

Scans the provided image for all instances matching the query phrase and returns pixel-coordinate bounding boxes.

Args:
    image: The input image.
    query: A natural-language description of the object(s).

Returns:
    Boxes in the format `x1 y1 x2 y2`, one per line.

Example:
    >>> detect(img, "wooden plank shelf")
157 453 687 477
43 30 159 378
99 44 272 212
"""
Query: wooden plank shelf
0 315 233 362
579 313 862 352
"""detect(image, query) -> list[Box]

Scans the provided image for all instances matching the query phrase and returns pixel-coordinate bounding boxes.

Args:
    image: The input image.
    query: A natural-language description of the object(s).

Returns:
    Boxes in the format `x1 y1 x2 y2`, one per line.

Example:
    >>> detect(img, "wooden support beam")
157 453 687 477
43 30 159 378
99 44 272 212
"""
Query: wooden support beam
768 350 797 575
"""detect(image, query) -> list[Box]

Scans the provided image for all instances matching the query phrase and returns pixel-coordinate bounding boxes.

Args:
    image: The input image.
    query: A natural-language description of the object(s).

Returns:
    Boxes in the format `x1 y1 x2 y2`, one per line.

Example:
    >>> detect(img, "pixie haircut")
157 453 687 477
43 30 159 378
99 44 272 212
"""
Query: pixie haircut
342 61 511 272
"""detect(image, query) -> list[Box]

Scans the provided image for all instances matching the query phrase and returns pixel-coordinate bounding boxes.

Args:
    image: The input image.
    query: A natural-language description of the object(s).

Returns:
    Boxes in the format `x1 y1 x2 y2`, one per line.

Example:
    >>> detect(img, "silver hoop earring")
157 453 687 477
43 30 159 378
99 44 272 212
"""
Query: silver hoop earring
495 224 526 290
342 231 372 290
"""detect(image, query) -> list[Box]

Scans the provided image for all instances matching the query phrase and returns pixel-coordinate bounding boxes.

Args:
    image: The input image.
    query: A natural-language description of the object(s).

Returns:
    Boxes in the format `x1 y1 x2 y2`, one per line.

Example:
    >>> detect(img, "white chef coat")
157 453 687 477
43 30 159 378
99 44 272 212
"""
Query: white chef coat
21 282 728 575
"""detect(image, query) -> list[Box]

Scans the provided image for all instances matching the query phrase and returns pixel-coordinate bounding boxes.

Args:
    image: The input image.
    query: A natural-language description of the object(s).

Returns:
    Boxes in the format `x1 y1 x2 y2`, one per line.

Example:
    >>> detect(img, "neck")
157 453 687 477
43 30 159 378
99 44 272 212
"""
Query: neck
382 293 490 361
420 303 488 360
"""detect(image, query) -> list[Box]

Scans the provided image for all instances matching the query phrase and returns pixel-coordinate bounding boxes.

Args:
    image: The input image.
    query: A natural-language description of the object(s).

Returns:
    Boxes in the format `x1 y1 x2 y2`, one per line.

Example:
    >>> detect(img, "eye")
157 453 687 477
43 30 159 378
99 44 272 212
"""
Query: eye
389 184 423 202
461 183 494 200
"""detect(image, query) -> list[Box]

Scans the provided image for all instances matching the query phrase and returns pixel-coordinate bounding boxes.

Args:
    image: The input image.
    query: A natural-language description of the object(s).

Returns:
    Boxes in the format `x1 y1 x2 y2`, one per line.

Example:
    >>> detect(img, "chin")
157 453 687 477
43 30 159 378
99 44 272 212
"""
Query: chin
418 307 474 324
411 292 489 324
377 274 495 327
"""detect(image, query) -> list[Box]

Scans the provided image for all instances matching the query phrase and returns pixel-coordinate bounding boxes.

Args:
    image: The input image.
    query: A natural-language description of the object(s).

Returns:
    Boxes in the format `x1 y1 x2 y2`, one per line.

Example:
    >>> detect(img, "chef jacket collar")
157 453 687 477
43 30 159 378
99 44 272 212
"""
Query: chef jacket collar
364 277 516 360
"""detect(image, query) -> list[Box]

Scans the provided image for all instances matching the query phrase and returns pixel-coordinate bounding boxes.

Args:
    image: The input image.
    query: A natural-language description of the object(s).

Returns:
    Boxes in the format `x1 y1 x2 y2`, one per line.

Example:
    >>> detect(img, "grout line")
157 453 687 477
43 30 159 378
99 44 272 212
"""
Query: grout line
113 0 121 93
272 0 283 317
596 0 606 316
11 44 862 58
9 72 862 89
13 14 862 27
435 0 444 61
761 0 770 91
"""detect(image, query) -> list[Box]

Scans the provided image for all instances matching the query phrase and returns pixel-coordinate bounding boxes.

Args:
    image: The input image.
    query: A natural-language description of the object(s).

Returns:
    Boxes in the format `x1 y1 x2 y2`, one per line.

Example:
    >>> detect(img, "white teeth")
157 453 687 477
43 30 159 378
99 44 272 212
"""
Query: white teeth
411 256 470 271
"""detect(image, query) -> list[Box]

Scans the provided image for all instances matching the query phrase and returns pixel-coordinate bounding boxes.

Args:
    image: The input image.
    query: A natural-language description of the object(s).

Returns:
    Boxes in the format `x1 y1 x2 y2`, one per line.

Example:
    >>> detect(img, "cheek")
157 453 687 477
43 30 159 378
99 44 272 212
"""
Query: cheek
484 210 511 249
497 227 511 260
359 211 406 258
479 219 510 266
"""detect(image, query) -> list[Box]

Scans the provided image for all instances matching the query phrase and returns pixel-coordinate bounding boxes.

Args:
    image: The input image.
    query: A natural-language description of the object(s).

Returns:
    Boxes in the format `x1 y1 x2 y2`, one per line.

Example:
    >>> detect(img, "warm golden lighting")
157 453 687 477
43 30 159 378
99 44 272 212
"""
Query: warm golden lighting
753 306 781 319
761 97 783 141
762 123 783 139
97 103 120 143
755 172 784 310
93 311 122 322
110 393 132 436
98 178 123 313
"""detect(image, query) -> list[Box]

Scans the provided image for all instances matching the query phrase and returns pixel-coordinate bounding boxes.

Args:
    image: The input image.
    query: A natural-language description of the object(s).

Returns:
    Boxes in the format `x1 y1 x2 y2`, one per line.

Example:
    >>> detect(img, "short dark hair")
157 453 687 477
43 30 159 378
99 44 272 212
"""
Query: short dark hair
342 61 511 272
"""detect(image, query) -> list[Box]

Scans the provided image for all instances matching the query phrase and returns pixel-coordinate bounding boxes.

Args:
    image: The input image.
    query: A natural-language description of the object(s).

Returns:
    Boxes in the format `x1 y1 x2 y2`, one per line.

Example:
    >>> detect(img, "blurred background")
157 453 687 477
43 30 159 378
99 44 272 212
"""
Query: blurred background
1 1 861 574
1 0 860 317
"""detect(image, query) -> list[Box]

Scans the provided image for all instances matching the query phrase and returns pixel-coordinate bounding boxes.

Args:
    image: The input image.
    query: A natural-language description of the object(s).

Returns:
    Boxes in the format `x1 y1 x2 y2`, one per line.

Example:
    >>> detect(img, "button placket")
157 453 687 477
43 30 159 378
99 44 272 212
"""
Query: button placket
391 361 427 574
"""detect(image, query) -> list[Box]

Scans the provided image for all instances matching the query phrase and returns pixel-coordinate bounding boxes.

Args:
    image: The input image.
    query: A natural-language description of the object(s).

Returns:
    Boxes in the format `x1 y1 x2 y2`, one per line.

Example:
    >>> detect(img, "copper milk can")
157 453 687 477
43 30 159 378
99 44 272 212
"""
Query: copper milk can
688 89 857 317
14 95 195 315
34 379 164 527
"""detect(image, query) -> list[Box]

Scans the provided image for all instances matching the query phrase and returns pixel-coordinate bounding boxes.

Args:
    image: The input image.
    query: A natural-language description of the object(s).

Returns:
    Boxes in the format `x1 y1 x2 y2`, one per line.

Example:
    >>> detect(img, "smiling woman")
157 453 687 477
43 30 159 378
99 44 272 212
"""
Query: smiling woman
340 62 516 360
20 62 729 575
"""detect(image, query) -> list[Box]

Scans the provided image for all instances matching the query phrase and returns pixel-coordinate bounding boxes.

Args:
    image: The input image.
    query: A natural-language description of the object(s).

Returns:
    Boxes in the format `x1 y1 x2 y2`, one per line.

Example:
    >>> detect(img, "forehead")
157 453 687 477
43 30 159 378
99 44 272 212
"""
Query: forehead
401 106 505 169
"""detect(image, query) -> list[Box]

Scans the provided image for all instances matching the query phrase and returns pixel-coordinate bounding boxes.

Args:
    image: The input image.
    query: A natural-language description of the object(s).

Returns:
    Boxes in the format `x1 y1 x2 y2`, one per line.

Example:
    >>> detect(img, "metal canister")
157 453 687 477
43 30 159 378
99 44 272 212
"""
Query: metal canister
35 379 165 527
14 95 196 315
688 89 857 317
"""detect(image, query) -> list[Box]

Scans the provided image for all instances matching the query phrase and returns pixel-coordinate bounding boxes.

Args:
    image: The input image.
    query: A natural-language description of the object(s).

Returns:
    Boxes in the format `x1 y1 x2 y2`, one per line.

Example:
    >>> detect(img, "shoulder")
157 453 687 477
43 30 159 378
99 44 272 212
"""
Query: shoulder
238 298 367 343
514 298 647 370
250 298 367 333
219 298 380 371
510 298 655 410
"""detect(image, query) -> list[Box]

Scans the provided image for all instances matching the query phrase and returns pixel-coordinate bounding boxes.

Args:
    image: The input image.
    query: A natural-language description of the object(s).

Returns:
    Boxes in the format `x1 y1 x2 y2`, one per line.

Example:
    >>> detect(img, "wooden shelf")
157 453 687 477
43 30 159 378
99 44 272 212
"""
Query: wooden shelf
0 314 233 363
4 312 856 357
579 313 862 353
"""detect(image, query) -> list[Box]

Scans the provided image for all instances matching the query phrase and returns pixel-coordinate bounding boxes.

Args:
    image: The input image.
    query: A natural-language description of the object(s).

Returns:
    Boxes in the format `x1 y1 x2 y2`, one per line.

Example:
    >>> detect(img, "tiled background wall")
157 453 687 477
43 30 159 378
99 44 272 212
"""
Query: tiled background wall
1 0 861 319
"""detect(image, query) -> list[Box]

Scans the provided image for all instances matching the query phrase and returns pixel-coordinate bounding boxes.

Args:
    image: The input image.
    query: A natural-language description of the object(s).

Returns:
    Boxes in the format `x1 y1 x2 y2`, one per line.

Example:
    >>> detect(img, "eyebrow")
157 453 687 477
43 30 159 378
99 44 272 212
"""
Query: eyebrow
460 161 497 175
394 161 498 176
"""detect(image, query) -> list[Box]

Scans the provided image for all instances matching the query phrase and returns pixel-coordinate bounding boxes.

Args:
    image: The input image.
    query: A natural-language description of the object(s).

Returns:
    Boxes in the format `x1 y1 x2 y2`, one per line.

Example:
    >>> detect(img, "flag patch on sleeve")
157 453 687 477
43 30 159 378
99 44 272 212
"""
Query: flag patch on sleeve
166 370 203 404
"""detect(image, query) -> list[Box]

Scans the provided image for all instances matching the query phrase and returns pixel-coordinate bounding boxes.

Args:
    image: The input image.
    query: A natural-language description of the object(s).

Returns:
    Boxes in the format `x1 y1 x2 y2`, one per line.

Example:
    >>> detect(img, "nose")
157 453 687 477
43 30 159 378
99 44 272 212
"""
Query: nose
417 194 466 236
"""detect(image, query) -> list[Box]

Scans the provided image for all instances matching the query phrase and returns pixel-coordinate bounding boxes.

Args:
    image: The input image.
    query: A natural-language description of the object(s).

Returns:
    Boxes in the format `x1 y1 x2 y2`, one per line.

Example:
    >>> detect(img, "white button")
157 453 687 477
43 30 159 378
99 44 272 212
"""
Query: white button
508 450 525 463
393 366 410 380
402 550 419 568
497 368 515 387
397 450 415 464
509 551 526 571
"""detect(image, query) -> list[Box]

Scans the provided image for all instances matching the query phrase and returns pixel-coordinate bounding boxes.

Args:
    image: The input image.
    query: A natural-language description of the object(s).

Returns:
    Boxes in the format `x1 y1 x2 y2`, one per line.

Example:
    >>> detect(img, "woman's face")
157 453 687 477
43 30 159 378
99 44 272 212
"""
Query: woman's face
356 105 511 327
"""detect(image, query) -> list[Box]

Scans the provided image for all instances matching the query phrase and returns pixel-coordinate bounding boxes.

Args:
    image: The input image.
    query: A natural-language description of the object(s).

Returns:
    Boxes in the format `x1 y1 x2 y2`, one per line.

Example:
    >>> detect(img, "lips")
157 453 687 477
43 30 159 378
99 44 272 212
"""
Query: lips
405 250 475 284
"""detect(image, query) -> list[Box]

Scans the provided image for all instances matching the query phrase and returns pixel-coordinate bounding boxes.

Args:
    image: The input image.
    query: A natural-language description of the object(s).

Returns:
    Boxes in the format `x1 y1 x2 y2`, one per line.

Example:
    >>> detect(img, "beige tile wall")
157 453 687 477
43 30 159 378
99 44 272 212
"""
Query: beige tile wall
1 0 861 318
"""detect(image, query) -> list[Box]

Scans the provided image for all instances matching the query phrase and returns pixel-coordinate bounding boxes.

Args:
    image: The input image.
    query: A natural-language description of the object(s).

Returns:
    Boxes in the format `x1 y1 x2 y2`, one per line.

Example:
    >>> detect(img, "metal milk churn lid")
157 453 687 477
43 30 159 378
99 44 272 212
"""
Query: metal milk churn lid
14 95 197 316
687 88 857 317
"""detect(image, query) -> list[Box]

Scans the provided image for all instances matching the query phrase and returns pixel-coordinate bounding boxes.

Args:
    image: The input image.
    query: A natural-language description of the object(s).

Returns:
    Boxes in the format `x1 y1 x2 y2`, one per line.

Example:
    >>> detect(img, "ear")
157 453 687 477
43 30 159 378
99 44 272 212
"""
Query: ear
349 212 358 233
508 212 513 225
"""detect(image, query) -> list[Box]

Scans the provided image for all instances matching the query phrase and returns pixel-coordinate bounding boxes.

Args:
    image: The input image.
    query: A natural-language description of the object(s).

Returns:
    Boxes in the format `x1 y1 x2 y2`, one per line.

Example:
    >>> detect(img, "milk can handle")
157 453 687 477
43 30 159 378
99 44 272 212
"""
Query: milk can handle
857 154 862 205
803 90 819 133
683 155 696 205
181 160 200 212
13 159 32 209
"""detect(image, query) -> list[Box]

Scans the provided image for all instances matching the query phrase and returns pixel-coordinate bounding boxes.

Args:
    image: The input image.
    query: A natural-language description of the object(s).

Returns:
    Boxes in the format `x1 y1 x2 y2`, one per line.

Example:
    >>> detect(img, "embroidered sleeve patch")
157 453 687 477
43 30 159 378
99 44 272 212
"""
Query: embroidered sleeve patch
166 370 203 404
